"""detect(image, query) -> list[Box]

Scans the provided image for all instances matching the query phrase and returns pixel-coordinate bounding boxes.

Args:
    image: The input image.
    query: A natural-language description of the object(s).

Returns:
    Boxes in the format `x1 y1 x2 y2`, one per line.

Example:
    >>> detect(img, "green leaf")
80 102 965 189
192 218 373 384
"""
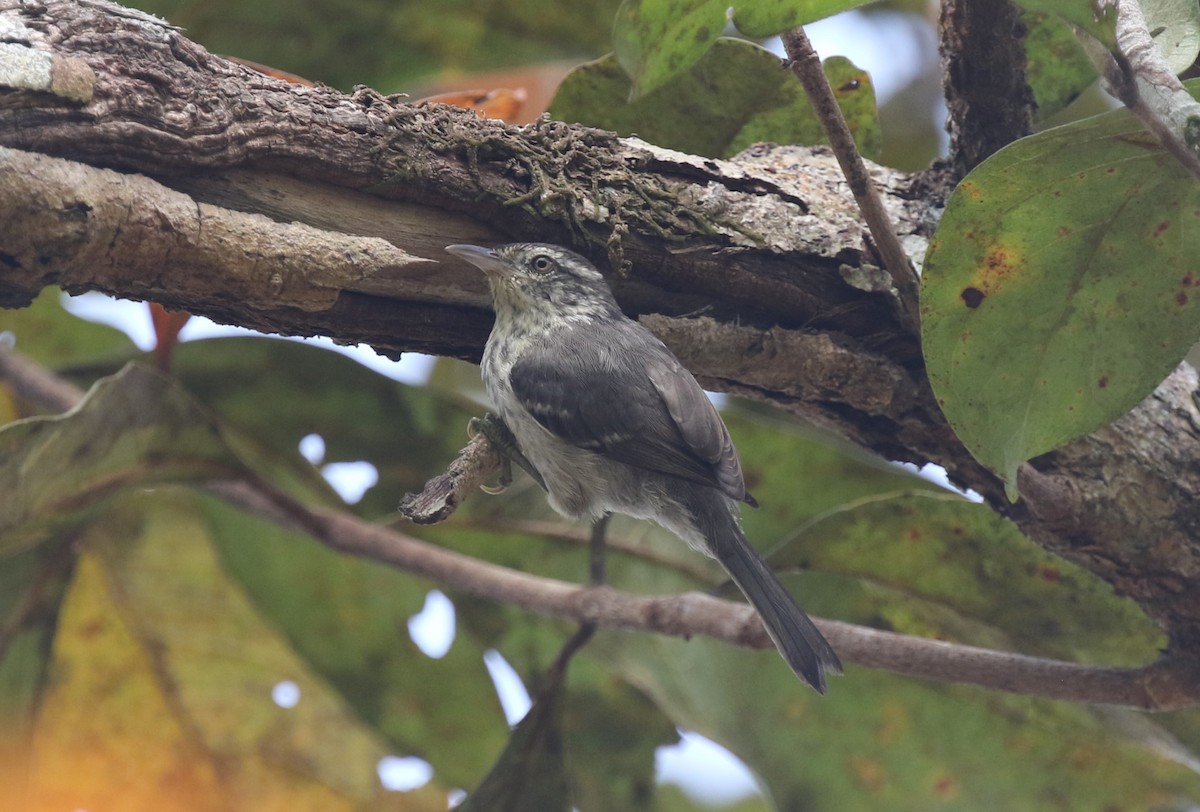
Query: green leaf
460 648 682 811
612 0 727 100
1143 0 1200 73
730 55 880 159
0 289 136 370
0 539 74 811
122 0 623 92
172 336 478 517
730 0 873 39
0 364 249 556
768 491 1161 665
921 99 1200 495
612 0 874 99
459 647 573 812
561 680 680 811
550 41 879 160
598 630 1200 811
651 785 770 812
1022 11 1096 120
1015 0 1116 49
1020 0 1197 88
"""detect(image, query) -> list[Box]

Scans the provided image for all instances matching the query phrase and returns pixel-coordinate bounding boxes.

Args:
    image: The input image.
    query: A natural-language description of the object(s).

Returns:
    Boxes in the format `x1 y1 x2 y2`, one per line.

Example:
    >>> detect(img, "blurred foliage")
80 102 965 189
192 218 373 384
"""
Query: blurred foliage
124 0 623 91
4 290 1199 810
24 495 438 812
1022 11 1096 121
1014 0 1117 50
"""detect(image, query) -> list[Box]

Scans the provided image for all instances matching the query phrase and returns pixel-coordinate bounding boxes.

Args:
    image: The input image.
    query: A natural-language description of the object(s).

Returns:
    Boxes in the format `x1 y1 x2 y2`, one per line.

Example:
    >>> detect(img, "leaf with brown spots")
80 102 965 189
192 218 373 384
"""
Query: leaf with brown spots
922 82 1200 497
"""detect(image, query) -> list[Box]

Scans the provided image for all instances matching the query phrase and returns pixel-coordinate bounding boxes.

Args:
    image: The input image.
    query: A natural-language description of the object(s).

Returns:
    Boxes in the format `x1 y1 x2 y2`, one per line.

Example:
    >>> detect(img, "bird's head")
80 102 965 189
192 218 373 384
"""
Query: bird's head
446 243 622 325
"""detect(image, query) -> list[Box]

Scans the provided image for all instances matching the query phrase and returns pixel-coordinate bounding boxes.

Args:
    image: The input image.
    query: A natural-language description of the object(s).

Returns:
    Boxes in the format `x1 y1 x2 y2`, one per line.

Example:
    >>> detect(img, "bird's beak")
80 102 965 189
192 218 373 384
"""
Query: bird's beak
446 244 511 277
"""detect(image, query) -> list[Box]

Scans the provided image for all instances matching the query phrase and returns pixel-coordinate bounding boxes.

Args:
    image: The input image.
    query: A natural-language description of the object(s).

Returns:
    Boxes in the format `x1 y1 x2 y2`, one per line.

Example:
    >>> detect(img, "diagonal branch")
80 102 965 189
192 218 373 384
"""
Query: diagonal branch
2 347 1198 709
215 475 1200 710
779 27 922 332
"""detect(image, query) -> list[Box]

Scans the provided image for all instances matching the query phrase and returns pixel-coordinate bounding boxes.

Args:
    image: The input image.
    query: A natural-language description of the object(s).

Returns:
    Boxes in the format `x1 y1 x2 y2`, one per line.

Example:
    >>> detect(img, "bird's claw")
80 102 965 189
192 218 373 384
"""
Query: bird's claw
469 413 547 492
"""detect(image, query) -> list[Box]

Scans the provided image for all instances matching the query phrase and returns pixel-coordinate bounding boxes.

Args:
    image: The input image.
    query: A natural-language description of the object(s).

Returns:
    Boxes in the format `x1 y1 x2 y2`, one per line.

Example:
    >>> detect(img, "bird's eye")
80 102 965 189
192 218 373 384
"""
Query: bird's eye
530 255 555 274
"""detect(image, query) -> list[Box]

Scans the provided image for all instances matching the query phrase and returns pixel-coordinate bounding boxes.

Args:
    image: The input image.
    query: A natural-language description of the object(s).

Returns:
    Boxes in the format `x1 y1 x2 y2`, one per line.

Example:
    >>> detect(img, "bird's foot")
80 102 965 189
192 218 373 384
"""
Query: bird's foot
468 413 547 492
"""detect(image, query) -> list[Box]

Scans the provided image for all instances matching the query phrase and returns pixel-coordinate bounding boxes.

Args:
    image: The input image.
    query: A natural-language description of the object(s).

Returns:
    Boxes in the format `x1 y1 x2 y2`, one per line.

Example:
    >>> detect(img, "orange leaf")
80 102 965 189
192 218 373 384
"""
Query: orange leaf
415 88 528 121
224 55 315 87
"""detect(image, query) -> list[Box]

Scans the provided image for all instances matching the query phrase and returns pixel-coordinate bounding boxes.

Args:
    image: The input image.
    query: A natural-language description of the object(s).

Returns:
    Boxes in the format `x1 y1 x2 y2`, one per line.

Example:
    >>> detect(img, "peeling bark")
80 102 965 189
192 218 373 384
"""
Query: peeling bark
2 0 1200 656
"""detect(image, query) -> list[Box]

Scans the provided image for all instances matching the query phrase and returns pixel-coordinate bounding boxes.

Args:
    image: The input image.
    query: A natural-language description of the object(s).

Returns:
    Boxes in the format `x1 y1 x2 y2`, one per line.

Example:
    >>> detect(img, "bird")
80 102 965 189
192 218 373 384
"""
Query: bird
446 242 841 693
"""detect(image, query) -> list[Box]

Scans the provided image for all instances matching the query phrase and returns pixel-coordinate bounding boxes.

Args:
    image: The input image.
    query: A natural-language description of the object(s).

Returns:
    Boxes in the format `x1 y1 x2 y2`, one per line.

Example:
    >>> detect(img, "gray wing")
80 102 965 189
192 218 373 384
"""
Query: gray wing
508 321 753 504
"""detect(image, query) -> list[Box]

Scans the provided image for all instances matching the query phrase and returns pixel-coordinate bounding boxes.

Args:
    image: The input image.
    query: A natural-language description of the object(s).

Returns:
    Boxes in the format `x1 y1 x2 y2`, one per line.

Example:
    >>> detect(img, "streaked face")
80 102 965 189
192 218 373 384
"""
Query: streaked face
447 242 619 323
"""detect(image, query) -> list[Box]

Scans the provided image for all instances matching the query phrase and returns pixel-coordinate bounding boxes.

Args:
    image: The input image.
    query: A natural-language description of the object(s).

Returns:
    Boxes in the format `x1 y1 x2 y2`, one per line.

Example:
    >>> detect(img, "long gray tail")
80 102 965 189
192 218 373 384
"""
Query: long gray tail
708 516 842 693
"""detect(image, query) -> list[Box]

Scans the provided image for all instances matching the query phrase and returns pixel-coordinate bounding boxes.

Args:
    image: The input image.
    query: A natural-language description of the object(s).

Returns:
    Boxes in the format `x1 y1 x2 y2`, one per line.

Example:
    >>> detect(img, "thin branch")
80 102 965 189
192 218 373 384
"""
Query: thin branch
1086 0 1200 181
0 346 91 414
779 27 922 332
212 478 1200 710
3 348 1198 709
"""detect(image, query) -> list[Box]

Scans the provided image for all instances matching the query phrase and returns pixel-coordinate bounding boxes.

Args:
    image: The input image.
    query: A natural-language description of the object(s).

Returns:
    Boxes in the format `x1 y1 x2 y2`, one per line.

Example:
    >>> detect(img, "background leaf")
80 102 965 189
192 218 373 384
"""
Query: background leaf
598 633 1200 811
768 491 1163 665
0 538 74 812
1143 0 1200 74
123 0 622 92
730 0 873 39
611 0 874 99
551 41 879 160
0 364 250 556
1022 10 1096 121
0 289 135 369
201 495 511 789
612 0 727 100
1014 0 1117 49
170 336 475 517
22 491 436 812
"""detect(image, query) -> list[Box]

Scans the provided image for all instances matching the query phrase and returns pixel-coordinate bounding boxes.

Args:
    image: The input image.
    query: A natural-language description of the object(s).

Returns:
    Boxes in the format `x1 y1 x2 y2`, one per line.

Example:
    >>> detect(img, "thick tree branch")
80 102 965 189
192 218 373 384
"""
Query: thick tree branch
3 0 1200 656
4 346 1197 709
0 0 921 356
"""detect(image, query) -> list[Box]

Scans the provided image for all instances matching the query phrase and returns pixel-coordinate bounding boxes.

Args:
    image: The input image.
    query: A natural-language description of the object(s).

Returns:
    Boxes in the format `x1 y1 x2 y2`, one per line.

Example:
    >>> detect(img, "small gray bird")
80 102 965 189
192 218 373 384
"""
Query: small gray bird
446 242 841 692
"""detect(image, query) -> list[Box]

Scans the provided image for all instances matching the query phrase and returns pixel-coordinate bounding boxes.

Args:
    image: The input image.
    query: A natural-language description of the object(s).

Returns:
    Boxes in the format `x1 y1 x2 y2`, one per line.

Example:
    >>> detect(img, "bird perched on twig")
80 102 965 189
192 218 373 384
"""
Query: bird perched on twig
446 242 841 693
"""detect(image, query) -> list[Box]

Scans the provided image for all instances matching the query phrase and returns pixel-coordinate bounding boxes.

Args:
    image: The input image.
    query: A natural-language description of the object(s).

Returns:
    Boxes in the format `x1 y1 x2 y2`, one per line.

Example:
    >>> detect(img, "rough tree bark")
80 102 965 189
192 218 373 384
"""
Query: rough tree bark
2 0 1199 666
939 0 1035 175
